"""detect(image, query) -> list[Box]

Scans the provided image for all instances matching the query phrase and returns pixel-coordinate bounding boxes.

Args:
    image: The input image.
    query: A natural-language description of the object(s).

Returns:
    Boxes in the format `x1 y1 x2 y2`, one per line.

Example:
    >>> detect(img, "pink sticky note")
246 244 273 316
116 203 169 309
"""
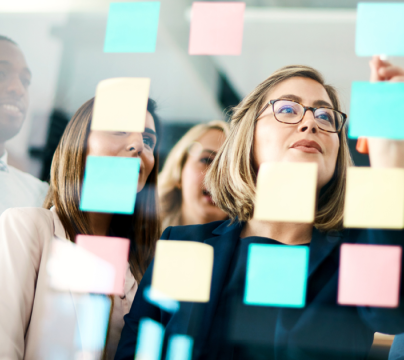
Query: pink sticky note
76 235 130 296
338 244 402 307
189 2 245 55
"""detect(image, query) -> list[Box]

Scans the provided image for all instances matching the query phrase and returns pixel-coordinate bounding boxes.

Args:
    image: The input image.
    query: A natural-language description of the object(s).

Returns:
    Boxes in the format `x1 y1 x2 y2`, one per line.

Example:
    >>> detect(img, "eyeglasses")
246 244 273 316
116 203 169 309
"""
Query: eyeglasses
255 99 347 133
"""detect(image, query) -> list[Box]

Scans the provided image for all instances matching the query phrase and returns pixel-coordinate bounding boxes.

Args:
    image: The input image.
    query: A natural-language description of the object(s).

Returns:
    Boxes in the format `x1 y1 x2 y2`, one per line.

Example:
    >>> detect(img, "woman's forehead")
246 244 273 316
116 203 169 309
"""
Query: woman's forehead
145 111 156 131
265 77 332 106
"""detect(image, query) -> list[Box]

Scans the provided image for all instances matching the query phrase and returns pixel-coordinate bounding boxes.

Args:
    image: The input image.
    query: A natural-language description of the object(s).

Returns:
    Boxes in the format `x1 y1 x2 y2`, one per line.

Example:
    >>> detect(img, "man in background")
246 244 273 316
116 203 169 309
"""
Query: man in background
0 35 48 215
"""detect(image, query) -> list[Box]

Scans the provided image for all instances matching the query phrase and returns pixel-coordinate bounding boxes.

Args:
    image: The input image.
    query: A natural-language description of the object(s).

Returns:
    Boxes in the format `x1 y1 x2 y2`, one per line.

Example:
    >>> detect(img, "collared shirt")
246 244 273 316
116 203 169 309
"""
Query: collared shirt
0 151 49 215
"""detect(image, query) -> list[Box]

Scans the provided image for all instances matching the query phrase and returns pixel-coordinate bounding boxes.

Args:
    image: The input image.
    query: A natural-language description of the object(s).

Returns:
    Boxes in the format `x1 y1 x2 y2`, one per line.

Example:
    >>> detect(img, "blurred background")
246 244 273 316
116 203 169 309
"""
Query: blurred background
5 0 404 181
1 0 404 358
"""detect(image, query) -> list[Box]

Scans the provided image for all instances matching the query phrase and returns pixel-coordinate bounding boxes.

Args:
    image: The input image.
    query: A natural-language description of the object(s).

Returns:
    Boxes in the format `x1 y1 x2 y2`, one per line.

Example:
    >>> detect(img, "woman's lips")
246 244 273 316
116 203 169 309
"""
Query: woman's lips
291 145 321 154
290 140 323 154
202 189 214 204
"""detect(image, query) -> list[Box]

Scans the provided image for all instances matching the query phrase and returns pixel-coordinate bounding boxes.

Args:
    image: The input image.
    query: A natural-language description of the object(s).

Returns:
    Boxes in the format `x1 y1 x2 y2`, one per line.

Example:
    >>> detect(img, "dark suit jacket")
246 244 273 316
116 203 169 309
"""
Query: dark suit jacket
115 220 404 360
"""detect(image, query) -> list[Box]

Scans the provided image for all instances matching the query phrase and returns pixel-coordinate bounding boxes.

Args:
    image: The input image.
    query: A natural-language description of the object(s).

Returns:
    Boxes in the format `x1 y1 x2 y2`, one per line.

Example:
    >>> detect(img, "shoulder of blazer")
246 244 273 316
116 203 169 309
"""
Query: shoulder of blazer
160 218 240 242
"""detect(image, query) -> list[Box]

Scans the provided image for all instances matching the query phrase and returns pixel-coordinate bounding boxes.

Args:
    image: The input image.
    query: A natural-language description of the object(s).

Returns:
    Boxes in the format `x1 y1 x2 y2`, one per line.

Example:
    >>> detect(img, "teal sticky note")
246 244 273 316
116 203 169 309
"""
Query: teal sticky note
135 318 164 360
104 2 160 53
74 295 111 352
244 244 309 308
143 286 180 313
356 3 404 56
80 156 140 214
348 82 404 140
166 335 194 360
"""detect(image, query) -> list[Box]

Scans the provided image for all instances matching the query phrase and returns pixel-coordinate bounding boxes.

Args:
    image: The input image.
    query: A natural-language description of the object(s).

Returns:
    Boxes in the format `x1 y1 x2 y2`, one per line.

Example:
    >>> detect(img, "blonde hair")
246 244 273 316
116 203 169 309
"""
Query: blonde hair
159 120 230 230
205 65 353 232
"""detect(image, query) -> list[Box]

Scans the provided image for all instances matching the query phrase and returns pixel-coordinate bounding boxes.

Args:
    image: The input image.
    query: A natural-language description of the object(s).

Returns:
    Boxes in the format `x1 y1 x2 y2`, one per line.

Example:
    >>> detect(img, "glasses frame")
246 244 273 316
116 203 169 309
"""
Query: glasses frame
255 99 347 134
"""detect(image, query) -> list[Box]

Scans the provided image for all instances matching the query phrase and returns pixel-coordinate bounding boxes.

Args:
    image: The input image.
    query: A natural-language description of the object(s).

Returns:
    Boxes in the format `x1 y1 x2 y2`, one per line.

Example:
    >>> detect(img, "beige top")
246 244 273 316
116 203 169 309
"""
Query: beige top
0 207 137 360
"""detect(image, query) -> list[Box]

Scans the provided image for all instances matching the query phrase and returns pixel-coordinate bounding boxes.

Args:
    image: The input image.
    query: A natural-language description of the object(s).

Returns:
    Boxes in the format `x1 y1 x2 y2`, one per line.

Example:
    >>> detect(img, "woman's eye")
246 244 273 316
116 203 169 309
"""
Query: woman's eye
114 131 127 135
200 157 213 165
316 111 332 123
143 136 155 148
278 106 295 114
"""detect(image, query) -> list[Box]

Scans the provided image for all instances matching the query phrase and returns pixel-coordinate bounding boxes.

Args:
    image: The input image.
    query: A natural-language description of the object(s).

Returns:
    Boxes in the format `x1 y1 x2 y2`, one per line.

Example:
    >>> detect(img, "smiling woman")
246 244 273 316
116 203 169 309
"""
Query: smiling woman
0 97 161 360
158 120 229 230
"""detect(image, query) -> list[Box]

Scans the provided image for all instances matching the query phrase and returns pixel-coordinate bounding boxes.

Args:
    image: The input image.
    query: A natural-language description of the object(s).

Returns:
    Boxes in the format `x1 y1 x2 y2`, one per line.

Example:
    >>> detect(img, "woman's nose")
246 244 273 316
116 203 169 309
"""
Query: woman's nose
298 111 318 134
127 133 144 155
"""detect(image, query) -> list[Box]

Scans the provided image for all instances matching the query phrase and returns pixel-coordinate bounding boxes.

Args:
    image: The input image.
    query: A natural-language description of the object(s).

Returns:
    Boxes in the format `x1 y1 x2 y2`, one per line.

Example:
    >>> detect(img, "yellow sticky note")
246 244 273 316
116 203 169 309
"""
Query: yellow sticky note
254 162 318 223
344 167 404 229
151 240 214 302
91 78 150 132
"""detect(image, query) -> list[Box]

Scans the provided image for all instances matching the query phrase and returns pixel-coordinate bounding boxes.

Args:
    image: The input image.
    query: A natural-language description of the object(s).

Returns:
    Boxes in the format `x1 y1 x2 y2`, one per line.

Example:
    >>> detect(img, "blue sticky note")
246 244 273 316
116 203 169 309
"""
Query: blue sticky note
74 295 111 352
348 82 404 140
356 3 404 56
244 244 309 308
136 318 164 360
166 335 194 360
144 286 180 313
104 2 160 53
80 156 140 214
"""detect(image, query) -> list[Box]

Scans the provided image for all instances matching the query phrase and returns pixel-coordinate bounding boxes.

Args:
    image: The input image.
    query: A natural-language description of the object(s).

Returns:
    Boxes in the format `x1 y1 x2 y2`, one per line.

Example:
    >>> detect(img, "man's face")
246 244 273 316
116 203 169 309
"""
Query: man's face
0 40 31 143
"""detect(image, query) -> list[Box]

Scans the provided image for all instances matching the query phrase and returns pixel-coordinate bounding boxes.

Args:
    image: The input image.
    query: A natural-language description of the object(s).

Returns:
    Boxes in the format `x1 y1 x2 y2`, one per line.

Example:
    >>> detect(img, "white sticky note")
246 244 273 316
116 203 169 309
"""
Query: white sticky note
47 237 115 294
151 240 214 302
254 162 318 223
91 77 150 132
344 167 404 229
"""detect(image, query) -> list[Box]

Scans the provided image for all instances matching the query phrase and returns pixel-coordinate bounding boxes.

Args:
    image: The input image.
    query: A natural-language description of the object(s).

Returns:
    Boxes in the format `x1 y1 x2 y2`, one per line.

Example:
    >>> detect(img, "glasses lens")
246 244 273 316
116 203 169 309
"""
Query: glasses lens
314 108 343 132
273 100 304 124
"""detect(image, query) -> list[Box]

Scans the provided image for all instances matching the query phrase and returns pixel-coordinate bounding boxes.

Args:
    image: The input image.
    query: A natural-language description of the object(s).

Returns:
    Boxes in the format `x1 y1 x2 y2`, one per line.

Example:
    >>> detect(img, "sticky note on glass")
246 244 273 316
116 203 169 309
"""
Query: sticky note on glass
356 3 404 56
91 78 150 133
338 244 402 307
135 318 164 360
47 238 115 294
151 240 214 302
104 2 160 53
166 335 194 360
35 291 78 359
245 244 309 307
80 156 140 214
344 167 404 229
189 2 245 55
254 162 318 223
74 294 111 353
76 235 130 296
143 286 180 313
348 82 404 140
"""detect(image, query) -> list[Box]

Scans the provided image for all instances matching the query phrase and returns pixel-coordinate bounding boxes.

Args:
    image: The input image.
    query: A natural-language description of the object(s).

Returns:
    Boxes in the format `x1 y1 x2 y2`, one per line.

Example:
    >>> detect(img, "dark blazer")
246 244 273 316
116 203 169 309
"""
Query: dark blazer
115 220 404 360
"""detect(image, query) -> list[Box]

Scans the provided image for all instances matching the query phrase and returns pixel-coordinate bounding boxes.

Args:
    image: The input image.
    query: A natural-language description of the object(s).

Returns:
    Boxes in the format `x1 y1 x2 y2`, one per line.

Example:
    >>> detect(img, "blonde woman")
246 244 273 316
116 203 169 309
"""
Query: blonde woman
117 61 404 360
0 98 161 360
159 121 229 230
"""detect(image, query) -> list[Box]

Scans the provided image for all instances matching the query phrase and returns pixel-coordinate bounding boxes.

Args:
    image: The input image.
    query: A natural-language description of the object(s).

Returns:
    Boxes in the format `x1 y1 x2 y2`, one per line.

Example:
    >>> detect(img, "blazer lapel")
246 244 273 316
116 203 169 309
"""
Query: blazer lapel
187 221 243 354
308 228 344 277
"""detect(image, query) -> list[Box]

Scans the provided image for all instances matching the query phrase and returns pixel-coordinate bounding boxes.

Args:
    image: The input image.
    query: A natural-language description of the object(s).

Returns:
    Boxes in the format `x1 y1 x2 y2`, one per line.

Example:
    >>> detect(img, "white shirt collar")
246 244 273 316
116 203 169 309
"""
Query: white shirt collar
0 150 8 165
